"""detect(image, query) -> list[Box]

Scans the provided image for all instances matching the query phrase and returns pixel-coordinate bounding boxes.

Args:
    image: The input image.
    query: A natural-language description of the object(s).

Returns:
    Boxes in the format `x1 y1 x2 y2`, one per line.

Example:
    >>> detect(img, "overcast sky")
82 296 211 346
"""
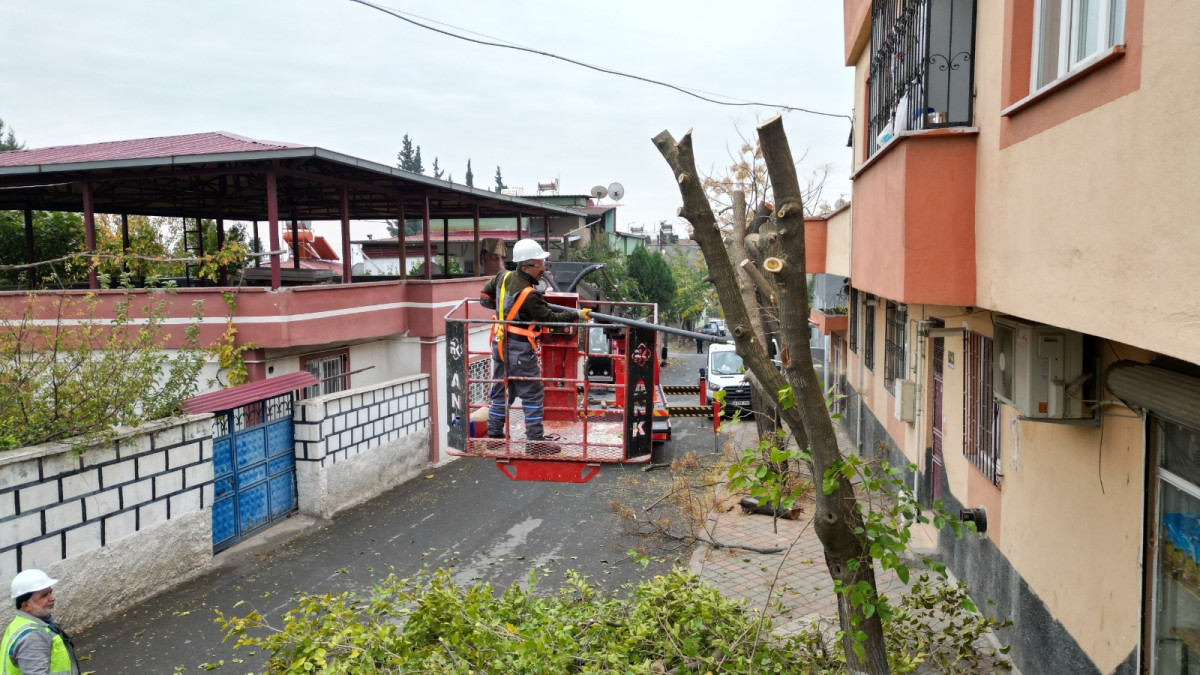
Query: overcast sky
0 0 853 243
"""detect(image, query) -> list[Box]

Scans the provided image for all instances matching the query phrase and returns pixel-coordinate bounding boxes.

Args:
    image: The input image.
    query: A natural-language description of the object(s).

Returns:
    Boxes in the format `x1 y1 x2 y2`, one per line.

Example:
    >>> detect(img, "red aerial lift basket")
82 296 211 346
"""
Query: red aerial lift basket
443 295 668 483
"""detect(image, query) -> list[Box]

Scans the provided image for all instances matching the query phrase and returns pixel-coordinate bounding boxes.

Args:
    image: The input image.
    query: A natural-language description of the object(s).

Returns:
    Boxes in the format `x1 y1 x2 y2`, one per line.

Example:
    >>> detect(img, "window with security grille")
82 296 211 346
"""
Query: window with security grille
864 296 876 372
964 331 1000 484
302 350 350 398
867 0 978 157
884 301 908 392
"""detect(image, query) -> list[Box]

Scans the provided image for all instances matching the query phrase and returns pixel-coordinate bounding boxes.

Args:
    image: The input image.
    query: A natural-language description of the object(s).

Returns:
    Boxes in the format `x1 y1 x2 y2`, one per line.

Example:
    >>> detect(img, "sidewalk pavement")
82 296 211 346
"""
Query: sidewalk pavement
688 419 1012 671
689 421 917 635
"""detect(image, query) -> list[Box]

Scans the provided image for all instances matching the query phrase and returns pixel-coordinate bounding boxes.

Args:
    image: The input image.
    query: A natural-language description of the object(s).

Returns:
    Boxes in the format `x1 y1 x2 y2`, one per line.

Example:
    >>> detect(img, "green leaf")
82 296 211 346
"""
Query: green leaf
778 385 795 410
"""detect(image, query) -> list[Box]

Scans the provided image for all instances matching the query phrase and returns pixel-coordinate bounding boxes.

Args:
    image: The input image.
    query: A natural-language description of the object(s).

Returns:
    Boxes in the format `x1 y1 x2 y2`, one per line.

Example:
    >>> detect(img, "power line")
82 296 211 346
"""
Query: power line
346 0 852 121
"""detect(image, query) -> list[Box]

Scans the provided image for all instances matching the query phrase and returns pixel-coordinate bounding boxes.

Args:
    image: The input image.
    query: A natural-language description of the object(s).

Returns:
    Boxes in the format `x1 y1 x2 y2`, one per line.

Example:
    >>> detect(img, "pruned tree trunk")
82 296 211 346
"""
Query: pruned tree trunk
653 118 889 674
727 192 781 445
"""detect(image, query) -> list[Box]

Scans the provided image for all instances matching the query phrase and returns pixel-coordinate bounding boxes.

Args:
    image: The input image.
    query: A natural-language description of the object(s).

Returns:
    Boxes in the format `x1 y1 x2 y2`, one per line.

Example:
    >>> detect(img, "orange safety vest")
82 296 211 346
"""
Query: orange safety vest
491 273 540 361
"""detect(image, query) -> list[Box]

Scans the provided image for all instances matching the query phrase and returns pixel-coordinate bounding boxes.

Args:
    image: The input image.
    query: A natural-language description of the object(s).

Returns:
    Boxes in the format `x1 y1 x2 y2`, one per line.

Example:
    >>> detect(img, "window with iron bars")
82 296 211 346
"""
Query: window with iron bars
302 350 350 399
849 288 860 353
884 301 908 392
867 0 977 157
964 331 1001 484
864 296 876 372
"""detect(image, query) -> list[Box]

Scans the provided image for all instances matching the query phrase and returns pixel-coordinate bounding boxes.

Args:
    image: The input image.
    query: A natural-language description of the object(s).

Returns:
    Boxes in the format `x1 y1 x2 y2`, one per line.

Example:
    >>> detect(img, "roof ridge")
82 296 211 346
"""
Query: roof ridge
211 130 304 149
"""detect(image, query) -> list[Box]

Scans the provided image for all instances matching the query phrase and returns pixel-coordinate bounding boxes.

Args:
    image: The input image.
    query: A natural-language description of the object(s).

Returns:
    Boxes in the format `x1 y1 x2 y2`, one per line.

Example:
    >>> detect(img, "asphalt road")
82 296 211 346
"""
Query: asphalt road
72 338 734 674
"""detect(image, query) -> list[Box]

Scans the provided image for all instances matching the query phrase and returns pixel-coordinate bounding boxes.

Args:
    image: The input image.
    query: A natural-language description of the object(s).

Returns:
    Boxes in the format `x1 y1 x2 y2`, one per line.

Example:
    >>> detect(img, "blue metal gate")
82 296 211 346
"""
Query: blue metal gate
211 393 298 552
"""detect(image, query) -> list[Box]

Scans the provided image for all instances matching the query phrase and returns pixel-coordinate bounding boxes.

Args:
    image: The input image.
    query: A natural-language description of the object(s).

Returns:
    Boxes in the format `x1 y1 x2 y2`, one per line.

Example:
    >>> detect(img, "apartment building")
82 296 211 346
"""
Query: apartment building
826 1 1199 671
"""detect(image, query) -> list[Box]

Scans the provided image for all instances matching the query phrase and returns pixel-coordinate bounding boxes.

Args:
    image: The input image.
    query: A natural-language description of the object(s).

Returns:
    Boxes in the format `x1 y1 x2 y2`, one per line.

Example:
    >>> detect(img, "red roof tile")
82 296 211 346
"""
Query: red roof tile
0 131 304 168
182 371 319 414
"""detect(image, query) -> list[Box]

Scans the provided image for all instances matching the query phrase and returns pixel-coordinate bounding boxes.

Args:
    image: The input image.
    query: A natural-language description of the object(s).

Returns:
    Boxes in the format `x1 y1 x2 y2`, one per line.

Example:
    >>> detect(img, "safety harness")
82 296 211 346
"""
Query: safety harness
491 272 540 361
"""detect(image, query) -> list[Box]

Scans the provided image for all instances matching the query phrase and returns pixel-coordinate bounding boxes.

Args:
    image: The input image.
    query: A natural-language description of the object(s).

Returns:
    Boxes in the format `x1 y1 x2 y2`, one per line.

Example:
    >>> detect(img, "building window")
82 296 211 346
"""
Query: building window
1150 417 1200 673
831 335 847 416
866 0 978 157
849 288 860 354
301 349 350 398
964 331 1000 484
1031 0 1126 91
864 296 876 372
884 301 908 392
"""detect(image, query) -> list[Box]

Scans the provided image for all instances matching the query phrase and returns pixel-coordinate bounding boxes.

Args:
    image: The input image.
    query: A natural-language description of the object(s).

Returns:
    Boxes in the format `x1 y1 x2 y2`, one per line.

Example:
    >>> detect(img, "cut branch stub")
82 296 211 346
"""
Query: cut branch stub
763 257 785 273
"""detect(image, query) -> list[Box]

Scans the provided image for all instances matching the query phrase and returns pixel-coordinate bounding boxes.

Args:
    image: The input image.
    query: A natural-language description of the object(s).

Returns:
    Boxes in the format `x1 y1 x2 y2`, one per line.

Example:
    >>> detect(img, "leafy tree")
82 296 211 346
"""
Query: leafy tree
663 247 711 328
217 563 1010 673
627 246 675 312
493 165 506 193
0 289 207 451
0 117 23 151
0 210 87 286
0 124 93 287
413 147 424 174
385 219 421 239
396 134 416 171
575 231 637 302
465 158 474 187
431 156 443 180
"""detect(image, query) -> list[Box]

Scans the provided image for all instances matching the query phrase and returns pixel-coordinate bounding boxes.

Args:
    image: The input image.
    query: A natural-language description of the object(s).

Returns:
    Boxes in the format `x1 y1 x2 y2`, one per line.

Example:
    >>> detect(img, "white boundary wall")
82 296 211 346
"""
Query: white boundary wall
0 375 433 629
0 417 215 630
293 374 431 519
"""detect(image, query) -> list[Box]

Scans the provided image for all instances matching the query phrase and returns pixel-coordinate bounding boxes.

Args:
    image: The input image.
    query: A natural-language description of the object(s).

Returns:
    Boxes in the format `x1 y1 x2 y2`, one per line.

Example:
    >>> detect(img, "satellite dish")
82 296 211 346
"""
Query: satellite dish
608 182 625 201
590 185 608 199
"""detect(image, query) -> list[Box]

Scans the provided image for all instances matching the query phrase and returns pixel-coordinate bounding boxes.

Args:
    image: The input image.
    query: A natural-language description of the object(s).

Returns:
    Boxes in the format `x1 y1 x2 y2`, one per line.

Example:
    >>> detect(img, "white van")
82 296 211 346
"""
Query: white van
702 343 751 409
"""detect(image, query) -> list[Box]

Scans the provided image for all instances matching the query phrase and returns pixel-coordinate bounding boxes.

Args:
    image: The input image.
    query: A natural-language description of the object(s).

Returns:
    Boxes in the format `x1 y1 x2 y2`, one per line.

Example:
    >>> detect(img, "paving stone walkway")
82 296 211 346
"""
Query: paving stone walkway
689 420 1017 673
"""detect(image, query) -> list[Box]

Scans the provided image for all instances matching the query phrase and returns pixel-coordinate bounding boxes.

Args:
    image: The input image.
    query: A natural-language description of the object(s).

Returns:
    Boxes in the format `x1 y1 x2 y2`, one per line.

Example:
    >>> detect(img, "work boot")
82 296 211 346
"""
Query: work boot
469 434 507 456
524 434 562 457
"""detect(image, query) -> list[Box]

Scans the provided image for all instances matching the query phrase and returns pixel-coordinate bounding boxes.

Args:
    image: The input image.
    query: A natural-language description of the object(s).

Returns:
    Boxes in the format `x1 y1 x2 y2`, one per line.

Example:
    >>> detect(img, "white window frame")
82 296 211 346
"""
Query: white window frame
1030 0 1125 91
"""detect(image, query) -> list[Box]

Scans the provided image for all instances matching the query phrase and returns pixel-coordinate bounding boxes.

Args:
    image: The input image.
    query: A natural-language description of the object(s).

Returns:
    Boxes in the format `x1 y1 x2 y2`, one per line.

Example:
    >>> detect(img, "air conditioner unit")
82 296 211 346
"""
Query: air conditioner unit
993 317 1085 419
894 379 917 423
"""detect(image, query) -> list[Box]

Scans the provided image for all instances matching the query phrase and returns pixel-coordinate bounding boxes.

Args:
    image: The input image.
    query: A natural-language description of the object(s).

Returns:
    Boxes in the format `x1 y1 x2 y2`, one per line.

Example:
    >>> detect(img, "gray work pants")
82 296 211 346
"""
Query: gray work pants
487 336 546 439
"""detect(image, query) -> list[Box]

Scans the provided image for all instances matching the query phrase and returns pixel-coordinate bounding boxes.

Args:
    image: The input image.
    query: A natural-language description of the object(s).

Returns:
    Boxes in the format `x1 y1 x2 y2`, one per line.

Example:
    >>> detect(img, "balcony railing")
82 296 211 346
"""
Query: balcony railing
867 0 977 157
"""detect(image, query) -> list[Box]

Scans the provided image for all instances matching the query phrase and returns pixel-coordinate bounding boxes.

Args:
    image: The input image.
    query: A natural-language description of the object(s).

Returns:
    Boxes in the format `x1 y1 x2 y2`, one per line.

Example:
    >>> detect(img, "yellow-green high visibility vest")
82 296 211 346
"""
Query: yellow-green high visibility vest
2 615 74 675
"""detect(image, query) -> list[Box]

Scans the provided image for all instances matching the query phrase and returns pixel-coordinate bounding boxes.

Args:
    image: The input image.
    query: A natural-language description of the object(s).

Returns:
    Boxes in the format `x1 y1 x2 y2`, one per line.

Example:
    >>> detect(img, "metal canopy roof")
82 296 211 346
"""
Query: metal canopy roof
0 132 582 222
182 371 320 414
1105 361 1200 429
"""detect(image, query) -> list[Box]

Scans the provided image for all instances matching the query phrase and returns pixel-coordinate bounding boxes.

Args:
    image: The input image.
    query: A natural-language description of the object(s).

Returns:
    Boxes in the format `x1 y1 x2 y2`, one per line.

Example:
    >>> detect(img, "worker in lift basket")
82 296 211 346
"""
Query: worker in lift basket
479 239 591 455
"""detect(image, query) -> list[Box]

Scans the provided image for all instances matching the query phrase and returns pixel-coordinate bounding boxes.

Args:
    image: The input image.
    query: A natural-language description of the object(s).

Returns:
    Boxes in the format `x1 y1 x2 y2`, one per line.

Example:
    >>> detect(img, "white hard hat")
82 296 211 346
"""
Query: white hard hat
512 239 550 264
12 569 57 599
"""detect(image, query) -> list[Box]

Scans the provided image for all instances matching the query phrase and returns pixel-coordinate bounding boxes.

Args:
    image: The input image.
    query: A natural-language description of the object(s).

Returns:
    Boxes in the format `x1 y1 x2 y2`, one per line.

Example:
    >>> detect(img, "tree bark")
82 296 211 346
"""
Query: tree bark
653 120 888 673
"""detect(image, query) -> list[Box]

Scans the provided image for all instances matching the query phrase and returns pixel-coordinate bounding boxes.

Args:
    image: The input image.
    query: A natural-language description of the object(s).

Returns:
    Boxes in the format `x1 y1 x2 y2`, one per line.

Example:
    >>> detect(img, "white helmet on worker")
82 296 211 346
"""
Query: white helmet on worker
512 239 550 265
12 569 57 599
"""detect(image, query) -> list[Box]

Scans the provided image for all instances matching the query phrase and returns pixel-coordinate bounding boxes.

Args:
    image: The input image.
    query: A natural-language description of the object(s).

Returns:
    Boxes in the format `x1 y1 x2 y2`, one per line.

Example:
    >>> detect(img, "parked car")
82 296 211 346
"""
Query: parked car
699 320 727 338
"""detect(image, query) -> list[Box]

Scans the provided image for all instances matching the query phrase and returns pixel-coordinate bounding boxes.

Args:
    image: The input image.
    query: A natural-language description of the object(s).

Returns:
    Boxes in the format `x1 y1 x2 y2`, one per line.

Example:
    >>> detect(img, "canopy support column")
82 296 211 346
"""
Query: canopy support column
23 210 34 290
543 215 550 256
267 170 281 290
216 177 227 286
291 219 300 270
422 192 432 280
82 181 98 290
252 220 261 268
398 199 407 280
472 205 480 277
442 218 449 277
340 186 351 284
